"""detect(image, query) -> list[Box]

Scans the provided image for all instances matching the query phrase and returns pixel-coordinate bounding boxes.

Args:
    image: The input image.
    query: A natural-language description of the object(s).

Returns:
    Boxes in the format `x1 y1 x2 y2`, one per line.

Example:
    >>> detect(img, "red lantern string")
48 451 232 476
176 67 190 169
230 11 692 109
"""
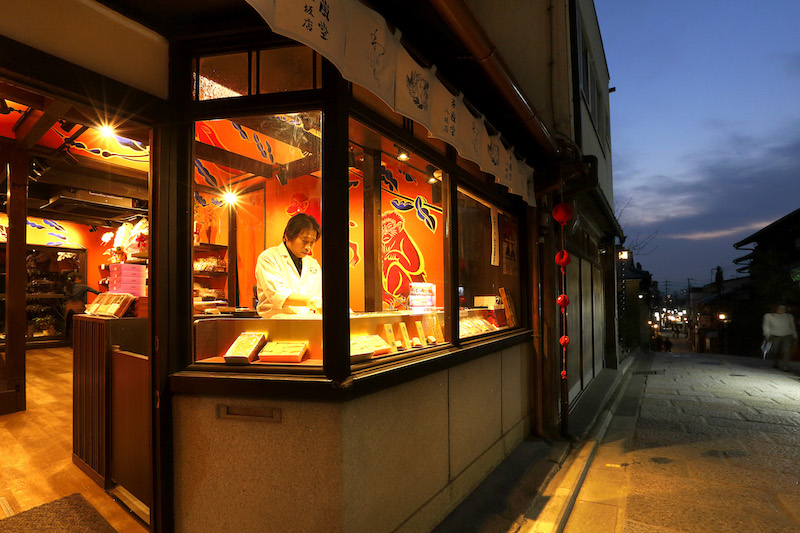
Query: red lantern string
552 202 574 227
553 202 573 381
555 250 571 274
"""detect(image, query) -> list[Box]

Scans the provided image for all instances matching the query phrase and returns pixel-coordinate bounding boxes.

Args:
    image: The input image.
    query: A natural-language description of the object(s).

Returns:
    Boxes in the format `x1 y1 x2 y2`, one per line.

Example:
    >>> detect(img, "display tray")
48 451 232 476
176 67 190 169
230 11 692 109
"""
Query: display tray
196 356 323 366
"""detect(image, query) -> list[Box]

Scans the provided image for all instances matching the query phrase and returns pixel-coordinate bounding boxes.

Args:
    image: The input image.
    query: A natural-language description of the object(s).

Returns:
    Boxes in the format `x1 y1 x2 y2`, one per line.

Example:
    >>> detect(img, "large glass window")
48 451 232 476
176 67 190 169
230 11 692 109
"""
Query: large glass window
457 188 521 339
192 111 324 367
347 119 448 362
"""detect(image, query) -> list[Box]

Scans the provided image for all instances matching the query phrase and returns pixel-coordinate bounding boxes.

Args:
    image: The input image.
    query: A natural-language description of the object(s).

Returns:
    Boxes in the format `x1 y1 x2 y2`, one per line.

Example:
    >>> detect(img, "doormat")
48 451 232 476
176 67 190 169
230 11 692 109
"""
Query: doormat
0 493 116 532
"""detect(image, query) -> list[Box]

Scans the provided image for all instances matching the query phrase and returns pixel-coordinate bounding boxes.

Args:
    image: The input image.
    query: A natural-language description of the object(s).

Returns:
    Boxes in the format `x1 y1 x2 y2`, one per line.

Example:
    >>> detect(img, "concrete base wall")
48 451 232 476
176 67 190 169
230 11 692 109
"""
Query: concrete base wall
172 341 532 532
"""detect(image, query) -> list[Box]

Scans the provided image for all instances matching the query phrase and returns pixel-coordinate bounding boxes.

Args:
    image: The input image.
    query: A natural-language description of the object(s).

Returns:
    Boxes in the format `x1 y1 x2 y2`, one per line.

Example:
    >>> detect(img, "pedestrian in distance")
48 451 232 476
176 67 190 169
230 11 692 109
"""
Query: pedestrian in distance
663 337 672 352
762 303 798 372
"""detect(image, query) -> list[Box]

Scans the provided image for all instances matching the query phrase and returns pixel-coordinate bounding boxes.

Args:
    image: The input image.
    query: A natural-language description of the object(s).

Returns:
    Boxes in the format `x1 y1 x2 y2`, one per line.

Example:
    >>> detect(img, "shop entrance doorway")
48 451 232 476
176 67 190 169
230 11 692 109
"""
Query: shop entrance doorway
0 78 153 527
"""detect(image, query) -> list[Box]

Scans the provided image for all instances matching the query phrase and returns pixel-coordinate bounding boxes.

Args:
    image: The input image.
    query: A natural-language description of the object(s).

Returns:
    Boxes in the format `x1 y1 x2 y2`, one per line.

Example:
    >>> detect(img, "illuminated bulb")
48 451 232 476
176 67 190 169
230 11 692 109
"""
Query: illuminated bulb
397 147 410 161
224 191 238 204
99 124 116 138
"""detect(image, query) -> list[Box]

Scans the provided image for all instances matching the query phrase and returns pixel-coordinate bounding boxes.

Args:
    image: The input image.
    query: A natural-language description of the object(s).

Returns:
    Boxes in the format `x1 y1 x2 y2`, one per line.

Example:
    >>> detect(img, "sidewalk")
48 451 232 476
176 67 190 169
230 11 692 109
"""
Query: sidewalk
534 339 800 532
434 338 800 532
433 349 636 533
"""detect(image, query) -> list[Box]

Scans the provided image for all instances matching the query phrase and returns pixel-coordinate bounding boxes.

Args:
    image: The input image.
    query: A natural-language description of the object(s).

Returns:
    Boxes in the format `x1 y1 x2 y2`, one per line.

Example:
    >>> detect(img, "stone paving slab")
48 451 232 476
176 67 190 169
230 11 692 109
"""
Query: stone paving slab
626 470 788 525
777 493 800 522
622 519 683 533
625 492 760 533
703 415 800 435
561 500 617 533
559 350 800 532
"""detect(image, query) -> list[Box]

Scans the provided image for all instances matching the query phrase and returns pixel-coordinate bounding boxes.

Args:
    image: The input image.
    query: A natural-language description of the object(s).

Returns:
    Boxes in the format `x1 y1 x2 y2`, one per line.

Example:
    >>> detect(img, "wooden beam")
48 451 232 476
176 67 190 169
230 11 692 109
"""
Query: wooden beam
194 141 273 180
36 150 149 181
15 99 72 150
38 167 149 200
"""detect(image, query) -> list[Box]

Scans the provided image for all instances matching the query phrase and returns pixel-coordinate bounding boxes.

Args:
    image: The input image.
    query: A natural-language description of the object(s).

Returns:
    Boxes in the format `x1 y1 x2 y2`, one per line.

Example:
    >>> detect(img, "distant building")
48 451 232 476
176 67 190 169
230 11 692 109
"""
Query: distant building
616 252 654 351
734 207 800 311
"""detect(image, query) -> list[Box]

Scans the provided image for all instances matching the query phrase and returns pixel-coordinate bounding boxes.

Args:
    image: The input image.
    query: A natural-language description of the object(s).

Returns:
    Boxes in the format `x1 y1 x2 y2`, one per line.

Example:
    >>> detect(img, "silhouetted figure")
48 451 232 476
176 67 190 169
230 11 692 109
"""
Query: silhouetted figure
763 303 797 371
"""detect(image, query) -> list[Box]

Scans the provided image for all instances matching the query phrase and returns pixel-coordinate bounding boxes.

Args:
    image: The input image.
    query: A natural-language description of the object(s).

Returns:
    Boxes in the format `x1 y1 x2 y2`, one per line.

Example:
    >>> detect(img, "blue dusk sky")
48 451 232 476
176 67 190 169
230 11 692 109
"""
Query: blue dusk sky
594 1 800 293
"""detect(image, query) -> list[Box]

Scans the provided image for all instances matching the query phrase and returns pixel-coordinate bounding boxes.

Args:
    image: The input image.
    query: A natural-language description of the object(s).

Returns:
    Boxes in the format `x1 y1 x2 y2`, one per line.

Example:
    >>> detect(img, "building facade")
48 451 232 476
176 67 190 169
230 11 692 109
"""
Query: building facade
0 1 621 531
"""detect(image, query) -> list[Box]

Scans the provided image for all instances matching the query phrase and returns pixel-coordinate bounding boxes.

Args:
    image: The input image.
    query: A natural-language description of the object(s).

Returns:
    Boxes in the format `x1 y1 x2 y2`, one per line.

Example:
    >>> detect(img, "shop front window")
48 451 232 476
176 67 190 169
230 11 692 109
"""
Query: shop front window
347 119 448 362
457 188 521 339
192 111 324 366
194 45 321 101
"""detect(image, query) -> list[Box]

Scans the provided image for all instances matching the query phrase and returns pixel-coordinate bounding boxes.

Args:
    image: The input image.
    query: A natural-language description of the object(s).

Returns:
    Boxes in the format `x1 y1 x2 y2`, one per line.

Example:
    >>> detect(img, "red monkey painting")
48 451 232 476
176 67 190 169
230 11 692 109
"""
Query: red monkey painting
382 211 426 308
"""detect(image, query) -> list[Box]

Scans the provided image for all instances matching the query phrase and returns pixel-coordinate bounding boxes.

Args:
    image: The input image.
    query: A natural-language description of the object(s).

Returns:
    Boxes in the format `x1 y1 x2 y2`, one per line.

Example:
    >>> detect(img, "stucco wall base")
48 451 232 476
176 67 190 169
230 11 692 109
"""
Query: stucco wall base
172 342 533 533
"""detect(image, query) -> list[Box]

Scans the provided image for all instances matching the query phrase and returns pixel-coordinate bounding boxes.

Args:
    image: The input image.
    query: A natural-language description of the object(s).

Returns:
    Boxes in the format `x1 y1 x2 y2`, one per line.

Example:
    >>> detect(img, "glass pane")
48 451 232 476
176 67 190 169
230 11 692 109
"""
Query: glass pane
193 112 324 367
348 119 448 361
457 188 521 339
259 46 317 93
198 52 249 100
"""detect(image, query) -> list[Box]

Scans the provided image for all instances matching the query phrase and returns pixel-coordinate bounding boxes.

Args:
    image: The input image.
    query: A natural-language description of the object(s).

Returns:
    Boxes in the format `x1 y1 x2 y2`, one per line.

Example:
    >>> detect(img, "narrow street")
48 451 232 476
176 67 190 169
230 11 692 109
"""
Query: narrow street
551 336 800 532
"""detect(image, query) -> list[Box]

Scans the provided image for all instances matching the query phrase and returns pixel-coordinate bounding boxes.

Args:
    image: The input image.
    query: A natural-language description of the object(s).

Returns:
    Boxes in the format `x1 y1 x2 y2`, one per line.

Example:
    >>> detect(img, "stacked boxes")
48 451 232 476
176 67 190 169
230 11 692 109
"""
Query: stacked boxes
109 263 147 297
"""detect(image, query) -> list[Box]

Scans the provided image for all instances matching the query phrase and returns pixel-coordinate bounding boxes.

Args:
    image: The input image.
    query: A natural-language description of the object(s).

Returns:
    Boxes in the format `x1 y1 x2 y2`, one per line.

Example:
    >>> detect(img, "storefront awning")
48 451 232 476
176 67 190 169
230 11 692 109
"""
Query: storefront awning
244 0 536 206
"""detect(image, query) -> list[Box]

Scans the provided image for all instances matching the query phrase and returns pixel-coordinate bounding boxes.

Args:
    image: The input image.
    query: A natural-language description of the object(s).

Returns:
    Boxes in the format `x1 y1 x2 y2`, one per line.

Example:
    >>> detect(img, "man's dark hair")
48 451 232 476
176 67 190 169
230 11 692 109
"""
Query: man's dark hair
284 213 321 241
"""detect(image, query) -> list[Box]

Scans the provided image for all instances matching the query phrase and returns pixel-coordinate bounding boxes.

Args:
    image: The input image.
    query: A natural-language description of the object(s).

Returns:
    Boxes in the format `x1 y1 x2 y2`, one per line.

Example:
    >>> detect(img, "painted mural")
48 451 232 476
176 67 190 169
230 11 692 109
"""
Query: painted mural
380 161 443 309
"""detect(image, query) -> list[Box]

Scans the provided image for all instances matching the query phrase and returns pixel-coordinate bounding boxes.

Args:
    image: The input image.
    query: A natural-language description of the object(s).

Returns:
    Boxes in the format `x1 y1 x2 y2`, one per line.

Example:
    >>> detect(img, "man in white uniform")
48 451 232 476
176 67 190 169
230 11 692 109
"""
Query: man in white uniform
763 303 798 371
256 213 322 318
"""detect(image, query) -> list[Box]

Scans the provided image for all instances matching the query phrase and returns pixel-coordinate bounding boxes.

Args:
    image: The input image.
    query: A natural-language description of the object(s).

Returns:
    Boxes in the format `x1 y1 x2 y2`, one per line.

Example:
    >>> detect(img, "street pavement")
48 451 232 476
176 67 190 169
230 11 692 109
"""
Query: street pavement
531 336 800 532
436 336 800 532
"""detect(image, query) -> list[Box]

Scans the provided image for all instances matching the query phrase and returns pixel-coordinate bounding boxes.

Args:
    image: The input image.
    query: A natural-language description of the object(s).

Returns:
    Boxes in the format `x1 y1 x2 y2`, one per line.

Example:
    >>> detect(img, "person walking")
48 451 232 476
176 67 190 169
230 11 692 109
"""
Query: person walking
763 303 798 371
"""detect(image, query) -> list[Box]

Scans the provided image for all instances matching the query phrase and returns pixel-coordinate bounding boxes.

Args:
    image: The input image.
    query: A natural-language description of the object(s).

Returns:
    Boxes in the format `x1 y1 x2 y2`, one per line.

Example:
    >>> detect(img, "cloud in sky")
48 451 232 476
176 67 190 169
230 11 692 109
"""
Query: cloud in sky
665 221 775 241
616 124 800 230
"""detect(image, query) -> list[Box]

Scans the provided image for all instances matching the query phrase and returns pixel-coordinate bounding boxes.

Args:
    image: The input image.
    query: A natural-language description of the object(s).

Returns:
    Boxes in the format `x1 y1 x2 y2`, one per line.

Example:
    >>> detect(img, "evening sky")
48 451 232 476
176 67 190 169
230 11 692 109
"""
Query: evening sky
594 1 800 294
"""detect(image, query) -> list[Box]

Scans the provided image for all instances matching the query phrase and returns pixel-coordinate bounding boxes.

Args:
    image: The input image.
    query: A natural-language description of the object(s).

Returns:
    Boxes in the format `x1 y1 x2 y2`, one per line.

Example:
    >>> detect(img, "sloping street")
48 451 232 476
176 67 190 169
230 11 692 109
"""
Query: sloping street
553 337 800 532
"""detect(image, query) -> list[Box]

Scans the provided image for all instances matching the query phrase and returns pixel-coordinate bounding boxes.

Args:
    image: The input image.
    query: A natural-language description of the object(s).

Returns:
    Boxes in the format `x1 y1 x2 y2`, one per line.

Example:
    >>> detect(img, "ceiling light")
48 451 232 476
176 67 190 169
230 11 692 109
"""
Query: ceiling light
224 191 238 205
426 164 439 184
396 145 410 162
99 124 116 138
29 157 51 181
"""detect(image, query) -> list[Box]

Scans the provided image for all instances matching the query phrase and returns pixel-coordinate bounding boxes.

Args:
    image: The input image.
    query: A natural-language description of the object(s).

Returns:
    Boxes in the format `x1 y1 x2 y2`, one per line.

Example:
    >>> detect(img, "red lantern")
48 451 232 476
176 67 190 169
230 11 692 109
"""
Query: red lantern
555 250 571 273
560 335 570 347
557 294 569 310
561 370 567 379
552 203 574 226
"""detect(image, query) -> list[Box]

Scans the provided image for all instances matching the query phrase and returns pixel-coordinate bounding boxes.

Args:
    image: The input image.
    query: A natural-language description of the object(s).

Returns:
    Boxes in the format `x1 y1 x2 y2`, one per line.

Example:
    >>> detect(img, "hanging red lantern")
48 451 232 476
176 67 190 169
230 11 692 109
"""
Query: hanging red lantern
561 370 567 379
560 335 570 347
552 202 574 226
557 293 569 310
555 250 571 273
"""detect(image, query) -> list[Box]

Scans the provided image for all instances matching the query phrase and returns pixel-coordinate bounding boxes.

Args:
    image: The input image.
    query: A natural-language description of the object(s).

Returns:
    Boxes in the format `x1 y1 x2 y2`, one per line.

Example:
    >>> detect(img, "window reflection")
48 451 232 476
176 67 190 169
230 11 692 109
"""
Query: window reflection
457 188 520 338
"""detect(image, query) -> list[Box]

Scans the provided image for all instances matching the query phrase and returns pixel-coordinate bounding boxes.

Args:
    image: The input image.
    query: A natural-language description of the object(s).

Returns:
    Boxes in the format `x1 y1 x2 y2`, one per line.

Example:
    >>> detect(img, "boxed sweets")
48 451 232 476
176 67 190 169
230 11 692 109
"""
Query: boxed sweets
258 341 308 363
223 332 266 364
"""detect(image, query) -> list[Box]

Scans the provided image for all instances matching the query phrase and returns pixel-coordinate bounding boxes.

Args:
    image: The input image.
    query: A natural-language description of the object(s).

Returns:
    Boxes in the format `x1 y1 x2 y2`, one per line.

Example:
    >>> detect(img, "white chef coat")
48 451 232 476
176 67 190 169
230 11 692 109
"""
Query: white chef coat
255 243 322 318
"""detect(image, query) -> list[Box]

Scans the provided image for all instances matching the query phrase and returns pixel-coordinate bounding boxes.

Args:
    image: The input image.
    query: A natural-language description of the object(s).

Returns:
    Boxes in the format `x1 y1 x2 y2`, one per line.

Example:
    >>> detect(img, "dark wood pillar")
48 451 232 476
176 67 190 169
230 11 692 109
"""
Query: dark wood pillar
3 148 28 413
362 147 382 311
